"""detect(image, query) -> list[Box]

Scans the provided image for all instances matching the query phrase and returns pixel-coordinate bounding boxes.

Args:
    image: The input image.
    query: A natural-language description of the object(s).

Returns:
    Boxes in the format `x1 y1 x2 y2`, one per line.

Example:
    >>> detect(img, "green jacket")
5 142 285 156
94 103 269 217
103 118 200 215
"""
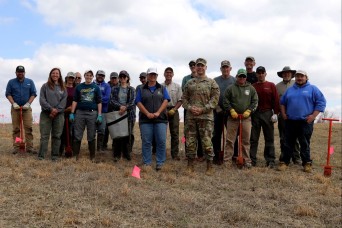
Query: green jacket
222 81 258 114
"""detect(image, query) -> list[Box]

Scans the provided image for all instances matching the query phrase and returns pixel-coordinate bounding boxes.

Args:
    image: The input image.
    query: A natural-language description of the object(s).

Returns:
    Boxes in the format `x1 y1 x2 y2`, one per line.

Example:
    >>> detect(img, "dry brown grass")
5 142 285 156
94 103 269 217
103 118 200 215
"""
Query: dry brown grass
0 123 341 227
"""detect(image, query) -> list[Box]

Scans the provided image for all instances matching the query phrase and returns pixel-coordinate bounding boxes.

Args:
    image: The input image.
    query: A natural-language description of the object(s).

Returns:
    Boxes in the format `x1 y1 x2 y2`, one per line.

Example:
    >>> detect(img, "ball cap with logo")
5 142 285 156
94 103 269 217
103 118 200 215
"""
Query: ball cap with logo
16 65 25 72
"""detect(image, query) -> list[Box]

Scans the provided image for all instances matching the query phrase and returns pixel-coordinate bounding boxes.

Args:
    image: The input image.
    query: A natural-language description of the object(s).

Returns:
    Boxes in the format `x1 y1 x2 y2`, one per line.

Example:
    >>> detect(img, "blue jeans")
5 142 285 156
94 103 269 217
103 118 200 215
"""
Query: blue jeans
140 122 167 166
282 119 314 165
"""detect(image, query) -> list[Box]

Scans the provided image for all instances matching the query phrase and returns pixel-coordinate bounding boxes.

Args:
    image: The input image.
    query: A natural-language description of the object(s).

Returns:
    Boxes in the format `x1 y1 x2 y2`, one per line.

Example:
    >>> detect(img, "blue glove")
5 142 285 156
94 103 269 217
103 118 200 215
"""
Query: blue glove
96 115 103 125
69 113 75 123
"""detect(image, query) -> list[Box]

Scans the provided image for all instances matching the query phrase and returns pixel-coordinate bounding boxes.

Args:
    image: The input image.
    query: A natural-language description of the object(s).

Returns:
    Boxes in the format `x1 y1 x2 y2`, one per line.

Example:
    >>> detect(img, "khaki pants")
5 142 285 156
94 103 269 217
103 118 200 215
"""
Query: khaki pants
11 107 34 149
224 116 252 163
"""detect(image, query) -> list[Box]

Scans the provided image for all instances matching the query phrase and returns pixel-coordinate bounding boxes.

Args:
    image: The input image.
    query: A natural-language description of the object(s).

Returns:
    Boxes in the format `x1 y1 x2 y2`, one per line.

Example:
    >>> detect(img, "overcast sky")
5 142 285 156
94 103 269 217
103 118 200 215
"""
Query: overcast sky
0 0 341 122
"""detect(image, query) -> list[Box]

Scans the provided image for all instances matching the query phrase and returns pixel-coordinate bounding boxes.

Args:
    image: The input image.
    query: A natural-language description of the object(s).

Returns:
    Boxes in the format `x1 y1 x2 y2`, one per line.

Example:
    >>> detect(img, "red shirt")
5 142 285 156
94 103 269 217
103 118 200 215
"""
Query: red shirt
252 81 280 114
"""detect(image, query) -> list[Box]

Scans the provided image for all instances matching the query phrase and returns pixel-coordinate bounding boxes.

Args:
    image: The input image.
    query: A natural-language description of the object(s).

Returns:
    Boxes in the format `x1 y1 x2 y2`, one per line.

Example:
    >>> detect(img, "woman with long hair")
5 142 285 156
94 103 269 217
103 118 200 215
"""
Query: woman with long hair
38 68 67 160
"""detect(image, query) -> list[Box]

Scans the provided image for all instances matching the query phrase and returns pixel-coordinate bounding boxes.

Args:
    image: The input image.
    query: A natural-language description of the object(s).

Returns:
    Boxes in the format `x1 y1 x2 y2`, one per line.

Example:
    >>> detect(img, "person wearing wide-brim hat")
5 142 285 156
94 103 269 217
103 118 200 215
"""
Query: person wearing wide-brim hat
276 66 301 165
277 66 296 78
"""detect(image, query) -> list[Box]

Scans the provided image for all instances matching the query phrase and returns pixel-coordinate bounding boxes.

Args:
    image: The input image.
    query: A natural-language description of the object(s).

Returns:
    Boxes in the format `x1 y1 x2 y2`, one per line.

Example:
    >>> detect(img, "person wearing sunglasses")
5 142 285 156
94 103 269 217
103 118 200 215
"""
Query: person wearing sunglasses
181 60 205 162
109 70 136 162
75 72 82 85
222 68 258 169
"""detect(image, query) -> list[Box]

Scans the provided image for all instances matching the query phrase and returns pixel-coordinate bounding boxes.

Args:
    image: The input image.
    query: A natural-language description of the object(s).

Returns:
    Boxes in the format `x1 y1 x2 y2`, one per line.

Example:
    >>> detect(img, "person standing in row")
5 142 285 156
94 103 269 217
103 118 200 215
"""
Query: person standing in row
69 70 102 161
250 66 279 168
212 60 236 165
38 68 67 160
276 66 301 165
75 72 82 85
181 60 204 161
182 58 220 175
162 67 183 161
136 72 147 91
136 67 170 171
5 65 37 154
109 70 136 162
278 70 326 173
95 70 111 152
59 72 76 157
103 71 120 151
223 69 258 168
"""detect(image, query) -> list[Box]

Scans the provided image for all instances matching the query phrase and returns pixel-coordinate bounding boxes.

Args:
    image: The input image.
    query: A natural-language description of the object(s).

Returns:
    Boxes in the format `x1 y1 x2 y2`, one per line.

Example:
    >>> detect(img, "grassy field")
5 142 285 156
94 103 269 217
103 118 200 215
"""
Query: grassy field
0 122 341 227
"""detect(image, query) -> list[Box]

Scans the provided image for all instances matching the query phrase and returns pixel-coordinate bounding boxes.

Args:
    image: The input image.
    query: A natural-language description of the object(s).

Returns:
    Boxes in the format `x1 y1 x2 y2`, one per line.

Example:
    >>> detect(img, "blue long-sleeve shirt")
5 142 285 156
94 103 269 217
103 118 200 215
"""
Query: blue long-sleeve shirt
280 81 326 120
96 81 111 113
5 77 37 106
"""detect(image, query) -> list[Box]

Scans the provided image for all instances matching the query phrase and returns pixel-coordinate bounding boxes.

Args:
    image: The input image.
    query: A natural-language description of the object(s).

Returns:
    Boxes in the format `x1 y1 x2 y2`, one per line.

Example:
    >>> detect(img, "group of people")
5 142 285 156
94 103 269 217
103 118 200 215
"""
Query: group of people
5 56 326 174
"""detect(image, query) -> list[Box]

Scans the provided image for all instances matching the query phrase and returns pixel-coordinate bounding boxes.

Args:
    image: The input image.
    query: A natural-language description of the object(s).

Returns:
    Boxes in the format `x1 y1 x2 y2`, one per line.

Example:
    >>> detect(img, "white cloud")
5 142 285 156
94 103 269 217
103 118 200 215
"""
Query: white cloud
1 0 341 120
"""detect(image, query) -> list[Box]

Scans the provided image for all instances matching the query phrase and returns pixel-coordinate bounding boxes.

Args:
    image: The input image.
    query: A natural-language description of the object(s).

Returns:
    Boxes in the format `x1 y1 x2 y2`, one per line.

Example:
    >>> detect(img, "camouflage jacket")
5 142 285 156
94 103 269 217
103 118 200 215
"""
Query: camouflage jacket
182 76 219 121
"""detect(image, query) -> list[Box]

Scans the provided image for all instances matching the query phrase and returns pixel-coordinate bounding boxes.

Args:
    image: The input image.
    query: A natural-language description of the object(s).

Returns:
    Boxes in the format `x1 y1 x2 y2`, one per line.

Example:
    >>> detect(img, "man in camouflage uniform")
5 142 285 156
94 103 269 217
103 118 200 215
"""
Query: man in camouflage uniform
182 58 220 175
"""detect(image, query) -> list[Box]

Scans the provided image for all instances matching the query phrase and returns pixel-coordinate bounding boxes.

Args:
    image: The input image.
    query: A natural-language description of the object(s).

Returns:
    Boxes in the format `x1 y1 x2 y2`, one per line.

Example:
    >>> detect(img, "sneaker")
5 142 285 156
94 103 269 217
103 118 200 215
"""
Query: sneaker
267 162 275 169
245 162 252 169
277 162 288 171
156 164 163 171
303 163 312 173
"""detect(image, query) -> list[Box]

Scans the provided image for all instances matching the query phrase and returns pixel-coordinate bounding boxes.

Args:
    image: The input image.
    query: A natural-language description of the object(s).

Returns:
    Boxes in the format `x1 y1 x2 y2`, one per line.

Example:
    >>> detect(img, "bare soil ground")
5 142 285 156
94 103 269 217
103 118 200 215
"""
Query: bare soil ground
0 123 341 227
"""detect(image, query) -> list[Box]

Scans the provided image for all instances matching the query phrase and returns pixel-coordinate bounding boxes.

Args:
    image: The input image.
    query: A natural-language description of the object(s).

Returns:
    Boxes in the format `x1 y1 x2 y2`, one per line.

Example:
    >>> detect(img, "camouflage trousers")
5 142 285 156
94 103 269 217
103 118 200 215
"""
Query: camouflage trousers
185 119 214 160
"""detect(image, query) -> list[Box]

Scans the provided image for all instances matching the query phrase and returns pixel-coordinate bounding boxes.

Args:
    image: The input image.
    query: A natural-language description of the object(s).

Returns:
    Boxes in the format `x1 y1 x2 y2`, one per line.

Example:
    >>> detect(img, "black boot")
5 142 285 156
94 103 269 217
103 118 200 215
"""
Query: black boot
97 134 104 151
88 140 96 161
72 140 81 160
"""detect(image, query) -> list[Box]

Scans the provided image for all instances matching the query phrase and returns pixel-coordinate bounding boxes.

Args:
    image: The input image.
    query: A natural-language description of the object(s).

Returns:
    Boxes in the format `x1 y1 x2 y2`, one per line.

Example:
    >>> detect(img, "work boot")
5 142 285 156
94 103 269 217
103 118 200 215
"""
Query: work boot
96 134 104 151
88 140 96 161
205 159 214 176
72 140 81 161
187 157 195 173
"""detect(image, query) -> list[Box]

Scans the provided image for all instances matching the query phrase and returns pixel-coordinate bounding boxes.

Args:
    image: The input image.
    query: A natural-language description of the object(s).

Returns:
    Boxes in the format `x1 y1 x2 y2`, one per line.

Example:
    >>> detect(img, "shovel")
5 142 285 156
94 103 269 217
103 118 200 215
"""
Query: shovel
236 114 244 168
322 118 339 177
18 106 26 153
64 117 73 157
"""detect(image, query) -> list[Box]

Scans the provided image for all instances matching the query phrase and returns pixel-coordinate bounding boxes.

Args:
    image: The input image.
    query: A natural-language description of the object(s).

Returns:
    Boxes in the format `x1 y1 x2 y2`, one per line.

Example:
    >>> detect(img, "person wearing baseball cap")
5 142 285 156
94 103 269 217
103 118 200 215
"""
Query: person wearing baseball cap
182 58 220 175
249 66 280 168
278 70 326 173
108 72 119 89
94 70 111 152
212 60 236 165
5 65 38 154
244 56 257 84
69 69 103 161
135 67 170 171
276 66 301 165
181 60 205 162
222 68 258 169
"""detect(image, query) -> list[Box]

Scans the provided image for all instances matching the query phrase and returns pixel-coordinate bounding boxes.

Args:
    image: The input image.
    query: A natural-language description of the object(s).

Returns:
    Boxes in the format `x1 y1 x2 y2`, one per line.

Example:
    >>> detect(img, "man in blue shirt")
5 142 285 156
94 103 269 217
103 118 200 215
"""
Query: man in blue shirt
278 70 326 173
5 65 37 154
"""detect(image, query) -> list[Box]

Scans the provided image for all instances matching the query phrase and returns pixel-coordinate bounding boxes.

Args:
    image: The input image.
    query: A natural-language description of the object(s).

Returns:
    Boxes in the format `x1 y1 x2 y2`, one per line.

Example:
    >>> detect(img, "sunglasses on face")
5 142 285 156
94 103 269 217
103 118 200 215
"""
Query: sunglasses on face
237 75 247 78
76 77 81 79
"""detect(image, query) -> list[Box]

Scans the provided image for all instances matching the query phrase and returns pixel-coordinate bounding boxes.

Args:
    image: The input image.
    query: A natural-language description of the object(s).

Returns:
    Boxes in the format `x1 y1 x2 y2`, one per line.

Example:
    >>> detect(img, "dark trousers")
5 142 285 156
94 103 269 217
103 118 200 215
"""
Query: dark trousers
184 109 203 158
281 120 313 165
249 110 275 164
212 111 227 161
278 114 301 162
167 108 180 158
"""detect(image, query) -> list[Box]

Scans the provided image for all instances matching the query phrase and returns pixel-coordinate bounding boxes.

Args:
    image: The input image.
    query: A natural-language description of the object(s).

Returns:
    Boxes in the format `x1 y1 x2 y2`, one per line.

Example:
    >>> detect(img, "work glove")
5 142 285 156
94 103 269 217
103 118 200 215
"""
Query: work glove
22 102 31 110
12 102 20 110
69 113 75 123
168 109 176 117
96 115 103 125
271 114 278 123
230 109 238 119
242 109 251 118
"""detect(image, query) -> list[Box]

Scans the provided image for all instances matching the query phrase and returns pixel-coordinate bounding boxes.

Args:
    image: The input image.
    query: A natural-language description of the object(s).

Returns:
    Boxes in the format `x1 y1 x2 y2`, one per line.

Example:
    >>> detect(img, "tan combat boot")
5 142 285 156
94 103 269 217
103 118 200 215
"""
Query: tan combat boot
205 159 214 176
187 158 195 173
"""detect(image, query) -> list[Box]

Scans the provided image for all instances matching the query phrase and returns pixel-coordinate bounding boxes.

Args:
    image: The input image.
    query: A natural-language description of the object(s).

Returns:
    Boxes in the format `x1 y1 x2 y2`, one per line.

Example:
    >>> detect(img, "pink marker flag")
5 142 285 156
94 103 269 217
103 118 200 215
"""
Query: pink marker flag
329 146 334 155
181 136 186 144
15 137 22 143
131 165 141 179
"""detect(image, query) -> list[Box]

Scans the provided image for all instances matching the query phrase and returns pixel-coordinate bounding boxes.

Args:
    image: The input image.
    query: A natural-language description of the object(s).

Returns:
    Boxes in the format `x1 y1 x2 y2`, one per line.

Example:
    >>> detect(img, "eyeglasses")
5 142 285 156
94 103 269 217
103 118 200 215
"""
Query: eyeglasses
237 75 247 78
76 77 81 79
